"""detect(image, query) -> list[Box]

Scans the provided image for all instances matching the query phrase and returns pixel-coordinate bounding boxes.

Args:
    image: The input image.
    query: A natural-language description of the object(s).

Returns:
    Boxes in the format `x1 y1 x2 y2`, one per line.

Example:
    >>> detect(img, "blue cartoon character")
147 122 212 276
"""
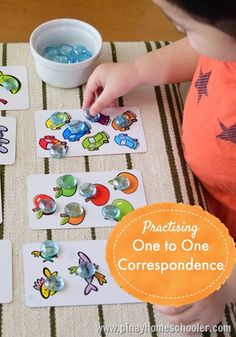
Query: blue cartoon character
68 251 107 295
45 112 71 130
114 133 139 149
112 110 137 131
82 131 110 151
63 120 91 142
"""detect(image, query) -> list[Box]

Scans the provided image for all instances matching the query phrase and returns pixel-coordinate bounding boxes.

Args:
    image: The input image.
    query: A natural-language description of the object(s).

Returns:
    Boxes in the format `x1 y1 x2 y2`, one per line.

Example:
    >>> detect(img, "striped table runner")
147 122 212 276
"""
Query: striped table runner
0 41 235 337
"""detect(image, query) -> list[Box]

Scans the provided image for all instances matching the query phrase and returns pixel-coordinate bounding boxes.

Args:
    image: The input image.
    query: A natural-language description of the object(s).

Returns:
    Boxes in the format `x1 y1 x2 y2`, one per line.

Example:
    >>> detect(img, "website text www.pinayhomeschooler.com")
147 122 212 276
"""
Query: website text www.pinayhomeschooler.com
96 322 231 335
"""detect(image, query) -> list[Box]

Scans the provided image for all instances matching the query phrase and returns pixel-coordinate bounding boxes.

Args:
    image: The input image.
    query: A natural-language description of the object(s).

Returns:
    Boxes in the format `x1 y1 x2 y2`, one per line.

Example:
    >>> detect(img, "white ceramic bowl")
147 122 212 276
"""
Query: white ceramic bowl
30 18 102 88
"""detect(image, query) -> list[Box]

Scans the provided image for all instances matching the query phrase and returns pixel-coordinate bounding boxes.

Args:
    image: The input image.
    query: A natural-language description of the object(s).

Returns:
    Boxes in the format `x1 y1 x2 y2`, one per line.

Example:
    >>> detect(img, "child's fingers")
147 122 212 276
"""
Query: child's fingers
156 304 192 315
90 89 115 115
82 76 100 109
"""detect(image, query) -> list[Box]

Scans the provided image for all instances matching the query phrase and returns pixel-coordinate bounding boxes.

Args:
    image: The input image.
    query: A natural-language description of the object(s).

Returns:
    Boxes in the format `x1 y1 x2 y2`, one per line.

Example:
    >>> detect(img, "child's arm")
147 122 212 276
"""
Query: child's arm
83 37 199 115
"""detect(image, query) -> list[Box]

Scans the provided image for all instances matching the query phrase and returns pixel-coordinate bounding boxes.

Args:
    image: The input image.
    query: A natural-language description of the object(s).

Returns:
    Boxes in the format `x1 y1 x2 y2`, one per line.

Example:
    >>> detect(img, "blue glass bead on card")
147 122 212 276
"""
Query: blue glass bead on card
39 198 56 214
44 275 65 291
68 120 85 134
56 174 77 189
79 183 97 199
109 176 130 191
84 108 100 122
64 202 84 217
50 111 68 125
76 262 96 278
40 240 59 259
3 78 19 91
101 204 121 220
49 143 68 159
113 115 129 128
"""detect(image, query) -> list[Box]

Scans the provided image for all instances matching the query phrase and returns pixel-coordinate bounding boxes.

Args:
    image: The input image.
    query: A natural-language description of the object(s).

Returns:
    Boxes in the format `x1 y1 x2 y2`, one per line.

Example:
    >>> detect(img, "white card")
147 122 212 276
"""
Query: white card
0 177 2 224
34 107 147 157
0 240 12 303
23 240 138 307
27 169 146 230
0 117 16 165
0 66 29 110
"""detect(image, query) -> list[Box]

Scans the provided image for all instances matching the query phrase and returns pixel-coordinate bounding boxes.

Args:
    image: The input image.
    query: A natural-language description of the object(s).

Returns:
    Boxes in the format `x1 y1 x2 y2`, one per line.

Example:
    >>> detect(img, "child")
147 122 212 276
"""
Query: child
83 0 236 331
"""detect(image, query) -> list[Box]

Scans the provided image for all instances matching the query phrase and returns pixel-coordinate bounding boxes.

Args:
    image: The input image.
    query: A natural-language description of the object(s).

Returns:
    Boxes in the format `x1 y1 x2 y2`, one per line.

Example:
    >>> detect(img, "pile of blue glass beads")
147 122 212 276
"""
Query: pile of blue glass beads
43 44 93 64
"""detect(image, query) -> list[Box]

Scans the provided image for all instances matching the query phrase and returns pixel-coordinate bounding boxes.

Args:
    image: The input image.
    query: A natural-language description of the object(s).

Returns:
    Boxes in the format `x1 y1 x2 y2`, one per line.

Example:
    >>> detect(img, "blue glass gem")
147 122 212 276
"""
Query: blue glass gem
49 143 68 158
59 44 73 56
49 112 69 125
64 202 84 217
84 108 100 122
56 174 77 189
3 78 19 91
109 176 130 191
39 198 56 214
114 115 130 128
79 183 97 199
68 120 85 134
76 262 96 278
40 240 59 259
101 204 121 220
44 275 65 291
43 44 92 64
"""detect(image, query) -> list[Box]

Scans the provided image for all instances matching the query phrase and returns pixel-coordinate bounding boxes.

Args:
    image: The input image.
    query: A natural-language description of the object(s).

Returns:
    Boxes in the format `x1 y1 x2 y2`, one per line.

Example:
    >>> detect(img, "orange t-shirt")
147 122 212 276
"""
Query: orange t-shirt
182 55 236 239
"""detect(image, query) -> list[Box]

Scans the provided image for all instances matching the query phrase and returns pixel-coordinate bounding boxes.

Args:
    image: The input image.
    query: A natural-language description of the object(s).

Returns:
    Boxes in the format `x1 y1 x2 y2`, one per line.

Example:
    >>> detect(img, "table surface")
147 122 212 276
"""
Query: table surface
0 0 184 42
0 41 235 337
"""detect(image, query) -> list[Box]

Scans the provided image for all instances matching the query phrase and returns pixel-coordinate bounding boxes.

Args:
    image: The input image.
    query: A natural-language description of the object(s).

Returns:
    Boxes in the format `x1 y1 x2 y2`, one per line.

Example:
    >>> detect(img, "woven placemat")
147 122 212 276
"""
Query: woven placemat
0 41 235 337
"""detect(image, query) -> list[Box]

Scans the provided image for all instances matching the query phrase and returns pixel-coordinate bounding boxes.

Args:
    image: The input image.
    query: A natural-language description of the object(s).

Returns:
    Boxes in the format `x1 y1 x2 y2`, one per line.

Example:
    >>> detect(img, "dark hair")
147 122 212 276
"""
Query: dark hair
166 0 236 37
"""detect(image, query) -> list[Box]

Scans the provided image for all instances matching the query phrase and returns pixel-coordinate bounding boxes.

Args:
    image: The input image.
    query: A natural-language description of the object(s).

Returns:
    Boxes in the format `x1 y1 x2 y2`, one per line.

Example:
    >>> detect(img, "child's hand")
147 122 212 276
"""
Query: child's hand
156 285 227 332
82 61 141 115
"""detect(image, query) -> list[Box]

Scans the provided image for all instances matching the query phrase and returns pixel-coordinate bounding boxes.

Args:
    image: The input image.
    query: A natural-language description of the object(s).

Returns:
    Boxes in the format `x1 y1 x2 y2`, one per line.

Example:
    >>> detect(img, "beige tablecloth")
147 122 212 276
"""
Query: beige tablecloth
0 41 235 337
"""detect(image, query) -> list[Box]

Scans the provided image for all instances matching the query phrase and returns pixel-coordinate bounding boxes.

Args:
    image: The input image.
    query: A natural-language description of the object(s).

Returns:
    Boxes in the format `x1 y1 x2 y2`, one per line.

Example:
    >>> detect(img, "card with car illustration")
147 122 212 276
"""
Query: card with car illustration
23 239 137 307
0 116 16 165
27 169 146 230
34 107 147 157
0 66 29 110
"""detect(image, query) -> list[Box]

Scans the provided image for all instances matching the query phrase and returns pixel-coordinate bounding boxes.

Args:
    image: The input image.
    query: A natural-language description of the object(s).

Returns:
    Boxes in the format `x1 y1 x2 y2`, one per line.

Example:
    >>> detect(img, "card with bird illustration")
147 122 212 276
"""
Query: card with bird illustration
27 169 146 230
23 240 137 307
0 66 29 110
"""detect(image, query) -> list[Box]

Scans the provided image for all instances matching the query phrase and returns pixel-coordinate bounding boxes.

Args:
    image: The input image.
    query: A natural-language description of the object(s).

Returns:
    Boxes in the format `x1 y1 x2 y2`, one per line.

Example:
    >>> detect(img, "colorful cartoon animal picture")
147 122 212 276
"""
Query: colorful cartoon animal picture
33 267 58 299
68 251 107 295
0 125 9 154
0 71 21 94
45 112 71 130
31 248 58 262
39 135 68 151
82 131 110 151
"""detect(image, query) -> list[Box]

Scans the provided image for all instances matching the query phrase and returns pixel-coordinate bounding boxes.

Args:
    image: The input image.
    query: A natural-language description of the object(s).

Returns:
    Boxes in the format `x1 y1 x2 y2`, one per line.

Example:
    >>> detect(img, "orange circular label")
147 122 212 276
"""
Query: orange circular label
106 203 236 306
